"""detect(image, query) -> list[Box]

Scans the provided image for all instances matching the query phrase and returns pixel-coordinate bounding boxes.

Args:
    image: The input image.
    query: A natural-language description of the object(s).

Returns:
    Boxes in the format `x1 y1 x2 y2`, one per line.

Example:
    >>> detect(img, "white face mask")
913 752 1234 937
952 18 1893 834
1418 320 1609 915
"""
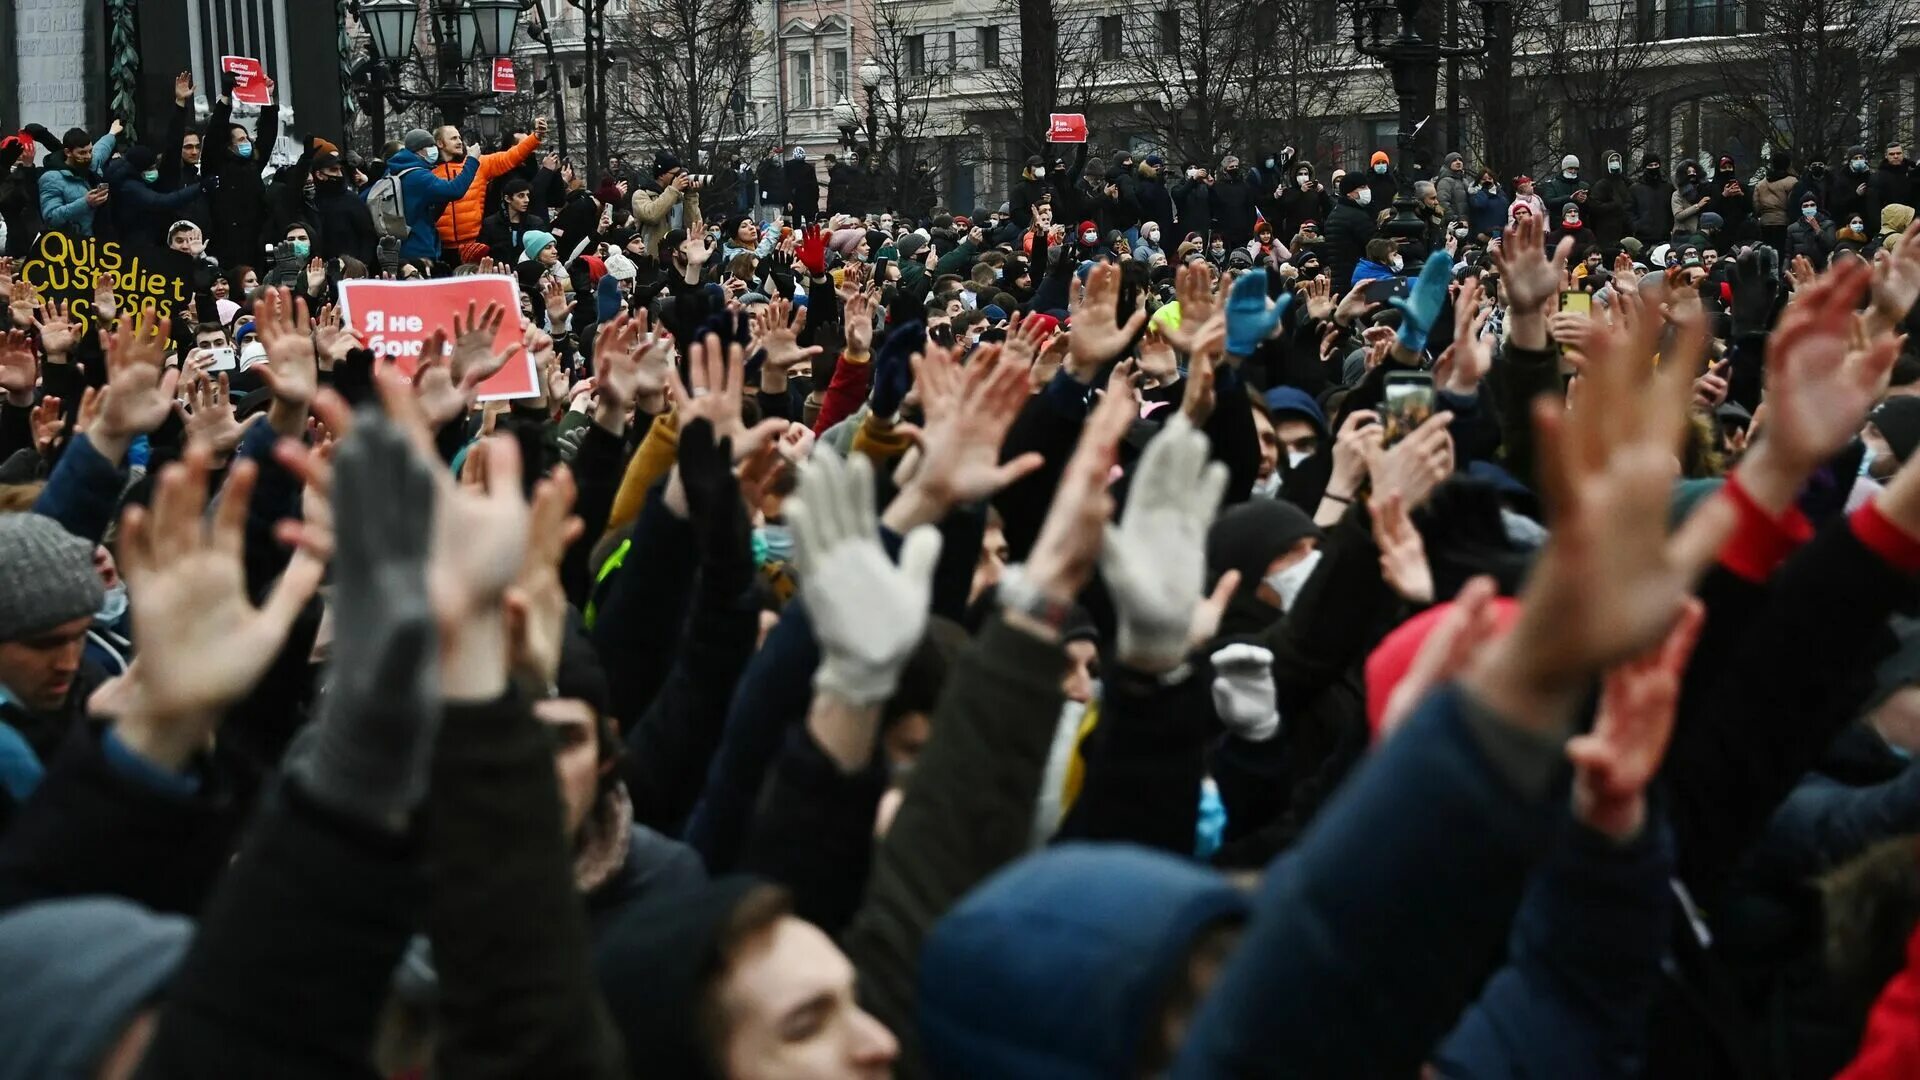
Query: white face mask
1285 448 1313 470
1252 470 1284 499
1355 188 1372 207
1081 231 1098 245
423 146 440 165
1264 548 1324 612
1034 167 1046 178
96 581 129 625
1563 170 1578 179
1389 255 1404 272
1146 229 1159 242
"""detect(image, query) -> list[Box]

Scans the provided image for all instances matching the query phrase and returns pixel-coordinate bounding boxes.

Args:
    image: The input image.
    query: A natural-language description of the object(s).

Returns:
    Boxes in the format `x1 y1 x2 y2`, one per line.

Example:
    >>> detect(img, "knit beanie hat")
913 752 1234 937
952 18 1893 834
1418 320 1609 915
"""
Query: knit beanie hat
1339 171 1368 195
604 251 637 281
1872 397 1920 464
0 514 103 641
522 230 557 261
0 897 192 1080
403 129 435 155
1370 150 1390 167
1205 500 1323 593
895 233 927 260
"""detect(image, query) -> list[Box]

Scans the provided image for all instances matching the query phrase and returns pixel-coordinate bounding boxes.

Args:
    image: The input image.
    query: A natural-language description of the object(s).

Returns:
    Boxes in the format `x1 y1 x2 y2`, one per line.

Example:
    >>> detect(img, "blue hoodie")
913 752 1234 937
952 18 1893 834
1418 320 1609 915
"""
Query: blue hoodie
383 148 479 261
918 844 1249 1079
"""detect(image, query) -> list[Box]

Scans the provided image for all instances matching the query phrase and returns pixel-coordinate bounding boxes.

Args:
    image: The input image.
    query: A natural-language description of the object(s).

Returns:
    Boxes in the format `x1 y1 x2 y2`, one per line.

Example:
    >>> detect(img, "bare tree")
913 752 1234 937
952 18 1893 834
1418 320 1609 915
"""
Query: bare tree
1703 0 1920 162
1523 0 1660 167
1122 0 1355 164
957 1 1112 164
837 3 955 212
600 0 777 173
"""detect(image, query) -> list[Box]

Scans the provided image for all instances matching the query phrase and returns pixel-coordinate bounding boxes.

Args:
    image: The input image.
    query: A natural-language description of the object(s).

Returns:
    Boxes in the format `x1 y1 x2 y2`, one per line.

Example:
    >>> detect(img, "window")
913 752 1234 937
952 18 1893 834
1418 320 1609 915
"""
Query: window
978 26 1001 67
1157 10 1179 55
947 30 958 69
1099 15 1122 60
906 34 925 75
1310 0 1338 41
1560 0 1590 19
1663 0 1744 36
610 59 632 109
790 50 812 109
831 49 849 98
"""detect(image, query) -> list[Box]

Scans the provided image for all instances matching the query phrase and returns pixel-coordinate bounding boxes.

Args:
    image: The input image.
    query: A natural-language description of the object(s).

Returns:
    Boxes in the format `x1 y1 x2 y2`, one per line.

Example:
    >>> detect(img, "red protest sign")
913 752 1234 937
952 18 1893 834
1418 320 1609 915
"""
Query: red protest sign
221 56 272 107
337 276 539 401
491 57 518 93
1047 114 1088 143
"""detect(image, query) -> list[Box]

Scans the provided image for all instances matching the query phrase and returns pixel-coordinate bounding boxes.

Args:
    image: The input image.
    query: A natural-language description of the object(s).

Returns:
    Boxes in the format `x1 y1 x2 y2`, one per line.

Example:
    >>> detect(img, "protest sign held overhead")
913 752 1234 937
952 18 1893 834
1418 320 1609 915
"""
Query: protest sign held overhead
337 275 539 400
18 230 197 346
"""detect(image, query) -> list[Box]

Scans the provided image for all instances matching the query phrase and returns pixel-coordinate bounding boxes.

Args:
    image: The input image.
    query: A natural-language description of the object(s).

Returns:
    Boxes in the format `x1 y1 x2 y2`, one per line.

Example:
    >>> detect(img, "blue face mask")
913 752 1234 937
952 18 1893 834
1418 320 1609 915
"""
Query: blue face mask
96 581 129 626
141 169 159 184
423 146 440 165
290 239 310 258
236 143 253 160
754 524 795 566
1802 205 1818 219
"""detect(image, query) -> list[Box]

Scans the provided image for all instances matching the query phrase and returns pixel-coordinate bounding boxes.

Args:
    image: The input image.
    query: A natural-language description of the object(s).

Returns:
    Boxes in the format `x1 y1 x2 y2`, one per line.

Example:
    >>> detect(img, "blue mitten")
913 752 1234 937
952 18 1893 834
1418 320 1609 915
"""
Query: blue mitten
1225 269 1291 357
1390 252 1454 354
870 321 924 418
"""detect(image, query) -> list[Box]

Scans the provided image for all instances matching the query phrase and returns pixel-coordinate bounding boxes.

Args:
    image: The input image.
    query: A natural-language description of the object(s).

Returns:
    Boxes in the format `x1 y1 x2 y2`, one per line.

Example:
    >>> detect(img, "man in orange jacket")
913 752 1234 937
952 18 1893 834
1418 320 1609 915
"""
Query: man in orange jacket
431 116 547 262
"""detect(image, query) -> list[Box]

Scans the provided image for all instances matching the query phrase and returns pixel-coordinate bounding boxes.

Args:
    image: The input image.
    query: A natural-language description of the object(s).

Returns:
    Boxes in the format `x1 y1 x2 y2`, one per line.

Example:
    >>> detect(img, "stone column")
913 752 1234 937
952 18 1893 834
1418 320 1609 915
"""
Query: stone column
15 0 95 134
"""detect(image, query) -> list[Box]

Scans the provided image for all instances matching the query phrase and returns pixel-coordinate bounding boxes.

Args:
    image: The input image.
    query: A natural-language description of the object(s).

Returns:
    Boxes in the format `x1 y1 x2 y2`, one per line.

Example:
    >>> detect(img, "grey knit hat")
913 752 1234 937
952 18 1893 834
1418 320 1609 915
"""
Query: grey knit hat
0 514 103 641
403 128 435 155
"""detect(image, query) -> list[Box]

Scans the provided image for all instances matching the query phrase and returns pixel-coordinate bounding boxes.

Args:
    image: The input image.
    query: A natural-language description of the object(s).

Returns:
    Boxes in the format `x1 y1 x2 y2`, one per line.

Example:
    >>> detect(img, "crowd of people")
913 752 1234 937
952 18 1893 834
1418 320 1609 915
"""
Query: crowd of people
6 59 1920 1079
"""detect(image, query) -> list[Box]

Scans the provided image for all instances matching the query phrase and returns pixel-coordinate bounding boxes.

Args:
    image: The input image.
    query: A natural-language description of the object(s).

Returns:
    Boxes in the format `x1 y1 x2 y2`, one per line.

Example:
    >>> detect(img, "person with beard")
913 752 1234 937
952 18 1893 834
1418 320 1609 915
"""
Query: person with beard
1324 171 1377 290
1586 150 1631 252
427 118 544 265
1754 150 1800 251
202 72 279 267
1706 154 1753 240
1276 161 1333 242
1629 154 1674 244
1671 160 1711 244
311 151 378 270
38 125 116 238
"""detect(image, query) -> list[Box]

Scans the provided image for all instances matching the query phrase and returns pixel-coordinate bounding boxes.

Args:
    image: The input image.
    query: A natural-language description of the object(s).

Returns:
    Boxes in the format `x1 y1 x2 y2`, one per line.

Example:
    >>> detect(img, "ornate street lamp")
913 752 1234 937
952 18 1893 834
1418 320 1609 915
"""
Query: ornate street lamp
351 0 528 134
1351 0 1508 184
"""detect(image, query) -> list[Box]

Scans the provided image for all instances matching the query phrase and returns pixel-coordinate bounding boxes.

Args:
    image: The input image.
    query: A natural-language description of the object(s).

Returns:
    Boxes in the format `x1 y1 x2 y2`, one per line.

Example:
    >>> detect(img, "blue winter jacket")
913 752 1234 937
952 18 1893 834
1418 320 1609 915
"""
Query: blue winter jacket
385 148 479 261
37 132 116 237
1468 185 1511 239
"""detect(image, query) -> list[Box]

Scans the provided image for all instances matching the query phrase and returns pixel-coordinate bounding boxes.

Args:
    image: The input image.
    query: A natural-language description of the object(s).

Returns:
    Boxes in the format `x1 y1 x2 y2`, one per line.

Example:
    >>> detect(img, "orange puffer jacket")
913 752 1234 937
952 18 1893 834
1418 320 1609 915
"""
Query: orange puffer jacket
432 133 540 249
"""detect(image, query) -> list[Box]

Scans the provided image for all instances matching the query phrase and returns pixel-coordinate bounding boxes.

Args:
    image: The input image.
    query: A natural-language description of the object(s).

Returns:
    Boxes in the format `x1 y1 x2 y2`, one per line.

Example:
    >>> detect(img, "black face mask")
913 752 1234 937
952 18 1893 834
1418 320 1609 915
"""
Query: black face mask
929 324 955 347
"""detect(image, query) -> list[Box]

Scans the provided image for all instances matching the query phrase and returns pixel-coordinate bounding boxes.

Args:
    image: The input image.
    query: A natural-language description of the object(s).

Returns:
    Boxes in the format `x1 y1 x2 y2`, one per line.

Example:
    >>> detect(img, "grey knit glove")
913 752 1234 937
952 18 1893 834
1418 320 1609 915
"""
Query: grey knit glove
288 407 441 831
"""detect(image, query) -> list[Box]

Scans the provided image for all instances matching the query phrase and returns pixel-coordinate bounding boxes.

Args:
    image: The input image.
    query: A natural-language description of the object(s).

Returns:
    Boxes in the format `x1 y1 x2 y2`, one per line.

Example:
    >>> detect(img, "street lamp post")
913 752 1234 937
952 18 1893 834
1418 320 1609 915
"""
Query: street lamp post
353 0 525 135
857 56 887 211
1351 0 1507 187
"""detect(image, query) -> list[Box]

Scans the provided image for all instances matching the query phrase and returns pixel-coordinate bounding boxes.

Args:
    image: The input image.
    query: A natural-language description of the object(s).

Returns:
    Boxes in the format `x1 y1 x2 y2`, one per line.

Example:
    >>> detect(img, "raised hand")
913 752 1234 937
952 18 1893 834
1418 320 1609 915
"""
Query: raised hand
894 345 1042 513
30 395 66 456
1068 261 1148 377
1870 219 1920 330
1021 373 1138 607
755 295 823 373
790 449 942 705
113 446 323 768
1163 261 1224 354
93 309 180 463
1100 414 1229 671
1302 274 1336 321
253 286 319 409
505 465 582 685
1224 269 1290 358
33 299 80 358
1368 490 1433 605
1181 319 1225 427
1568 599 1703 841
1491 211 1572 313
450 300 524 388
1467 286 1733 726
541 275 575 327
1758 258 1899 472
1326 409 1381 502
178 370 257 456
843 286 877 355
666 331 786 462
1432 276 1492 394
1367 410 1454 512
0 329 34 403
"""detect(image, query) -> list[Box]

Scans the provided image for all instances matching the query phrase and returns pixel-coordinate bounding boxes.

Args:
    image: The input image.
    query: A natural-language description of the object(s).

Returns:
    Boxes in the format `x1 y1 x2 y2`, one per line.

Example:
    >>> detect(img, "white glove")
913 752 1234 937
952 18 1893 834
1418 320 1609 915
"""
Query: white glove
1210 643 1280 742
1100 414 1228 671
789 450 942 705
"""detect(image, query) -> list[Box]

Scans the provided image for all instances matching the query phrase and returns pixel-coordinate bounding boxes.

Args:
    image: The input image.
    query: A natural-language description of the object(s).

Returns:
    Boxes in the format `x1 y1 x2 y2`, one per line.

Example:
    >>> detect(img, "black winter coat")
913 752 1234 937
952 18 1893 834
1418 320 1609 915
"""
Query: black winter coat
1212 172 1259 248
1323 196 1375 290
1173 177 1214 240
784 158 820 218
1629 174 1675 241
201 97 279 267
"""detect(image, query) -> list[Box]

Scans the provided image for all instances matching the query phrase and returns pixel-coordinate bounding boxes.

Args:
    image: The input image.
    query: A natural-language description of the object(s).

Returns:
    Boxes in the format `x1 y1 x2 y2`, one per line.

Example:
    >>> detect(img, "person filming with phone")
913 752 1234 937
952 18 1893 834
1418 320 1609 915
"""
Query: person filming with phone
37 124 118 238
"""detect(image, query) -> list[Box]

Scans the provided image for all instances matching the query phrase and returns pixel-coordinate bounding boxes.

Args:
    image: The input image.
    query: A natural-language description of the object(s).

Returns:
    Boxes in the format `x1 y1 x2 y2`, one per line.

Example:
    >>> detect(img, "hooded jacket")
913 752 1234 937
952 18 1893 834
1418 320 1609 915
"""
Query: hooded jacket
1467 180 1509 239
918 845 1249 1079
1829 146 1875 224
385 147 480 261
1587 150 1632 248
1435 153 1472 222
36 132 114 238
1211 166 1258 248
105 150 202 247
1869 156 1916 225
784 152 820 217
430 132 540 249
1629 158 1675 241
1275 163 1334 240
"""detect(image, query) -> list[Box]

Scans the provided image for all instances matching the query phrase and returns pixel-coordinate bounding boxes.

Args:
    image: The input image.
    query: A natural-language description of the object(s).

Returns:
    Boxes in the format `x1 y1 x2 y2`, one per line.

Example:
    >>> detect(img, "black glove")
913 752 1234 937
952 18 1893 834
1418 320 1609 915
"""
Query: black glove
221 71 241 94
677 418 755 597
1729 247 1778 337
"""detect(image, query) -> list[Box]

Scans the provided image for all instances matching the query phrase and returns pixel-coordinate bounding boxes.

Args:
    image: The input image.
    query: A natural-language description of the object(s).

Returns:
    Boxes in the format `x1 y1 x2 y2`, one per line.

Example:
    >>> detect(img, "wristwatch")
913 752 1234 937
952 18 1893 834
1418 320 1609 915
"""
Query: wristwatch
996 564 1075 632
